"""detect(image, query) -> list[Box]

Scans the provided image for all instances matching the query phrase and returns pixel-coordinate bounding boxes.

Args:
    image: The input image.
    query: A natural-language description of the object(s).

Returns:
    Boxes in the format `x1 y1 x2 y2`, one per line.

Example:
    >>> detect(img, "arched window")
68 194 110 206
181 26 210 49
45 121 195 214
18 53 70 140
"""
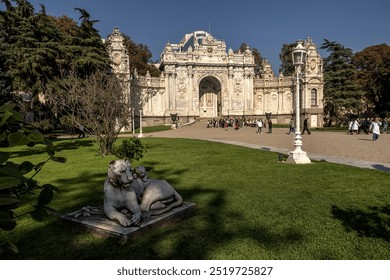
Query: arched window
311 89 317 106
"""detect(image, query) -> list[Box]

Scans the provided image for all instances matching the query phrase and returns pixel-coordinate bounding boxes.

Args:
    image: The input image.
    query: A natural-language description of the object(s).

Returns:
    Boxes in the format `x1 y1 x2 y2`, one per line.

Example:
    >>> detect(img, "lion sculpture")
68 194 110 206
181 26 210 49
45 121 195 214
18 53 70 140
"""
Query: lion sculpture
103 160 142 227
134 166 183 218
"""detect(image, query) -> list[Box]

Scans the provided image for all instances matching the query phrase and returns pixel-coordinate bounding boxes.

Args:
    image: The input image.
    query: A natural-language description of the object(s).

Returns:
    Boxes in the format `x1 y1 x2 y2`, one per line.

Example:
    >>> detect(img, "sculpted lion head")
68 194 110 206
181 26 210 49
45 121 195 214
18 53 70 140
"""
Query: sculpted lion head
108 160 133 188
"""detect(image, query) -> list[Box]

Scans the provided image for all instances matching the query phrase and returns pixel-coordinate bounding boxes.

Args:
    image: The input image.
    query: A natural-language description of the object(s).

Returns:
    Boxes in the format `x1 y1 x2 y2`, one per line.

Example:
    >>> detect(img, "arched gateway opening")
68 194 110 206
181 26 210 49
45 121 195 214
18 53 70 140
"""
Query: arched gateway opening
199 76 221 118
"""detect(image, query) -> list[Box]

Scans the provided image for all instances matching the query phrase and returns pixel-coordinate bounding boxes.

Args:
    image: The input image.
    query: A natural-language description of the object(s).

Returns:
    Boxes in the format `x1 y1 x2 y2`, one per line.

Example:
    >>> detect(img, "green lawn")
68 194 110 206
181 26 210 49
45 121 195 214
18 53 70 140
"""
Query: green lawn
2 137 390 260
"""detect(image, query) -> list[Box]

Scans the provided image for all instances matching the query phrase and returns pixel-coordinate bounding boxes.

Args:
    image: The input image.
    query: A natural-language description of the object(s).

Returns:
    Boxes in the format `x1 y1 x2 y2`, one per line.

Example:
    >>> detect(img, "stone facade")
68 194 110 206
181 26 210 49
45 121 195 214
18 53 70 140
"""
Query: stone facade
107 29 324 128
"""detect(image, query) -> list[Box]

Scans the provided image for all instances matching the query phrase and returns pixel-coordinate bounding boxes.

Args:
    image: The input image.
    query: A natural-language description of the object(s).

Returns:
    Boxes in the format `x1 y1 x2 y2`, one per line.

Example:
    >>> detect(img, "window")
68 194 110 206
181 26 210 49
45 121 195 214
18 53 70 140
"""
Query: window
311 89 317 106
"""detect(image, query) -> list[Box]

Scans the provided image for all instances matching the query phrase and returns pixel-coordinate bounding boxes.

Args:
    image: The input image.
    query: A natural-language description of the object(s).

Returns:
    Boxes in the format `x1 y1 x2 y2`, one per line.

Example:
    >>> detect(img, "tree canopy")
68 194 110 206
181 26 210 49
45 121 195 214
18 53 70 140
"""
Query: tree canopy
279 43 295 75
236 43 263 76
353 44 390 116
121 34 160 77
320 39 365 124
0 1 111 105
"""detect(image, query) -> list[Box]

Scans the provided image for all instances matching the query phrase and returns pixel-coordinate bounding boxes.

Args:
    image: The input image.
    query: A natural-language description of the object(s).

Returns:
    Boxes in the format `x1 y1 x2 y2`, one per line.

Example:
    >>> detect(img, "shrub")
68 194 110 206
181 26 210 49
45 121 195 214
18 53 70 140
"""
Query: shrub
112 138 146 163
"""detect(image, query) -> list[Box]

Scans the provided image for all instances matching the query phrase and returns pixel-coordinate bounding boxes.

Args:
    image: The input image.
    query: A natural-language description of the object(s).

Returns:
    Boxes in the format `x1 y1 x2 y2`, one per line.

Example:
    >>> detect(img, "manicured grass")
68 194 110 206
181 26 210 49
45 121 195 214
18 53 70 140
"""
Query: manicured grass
134 125 172 133
1 137 390 260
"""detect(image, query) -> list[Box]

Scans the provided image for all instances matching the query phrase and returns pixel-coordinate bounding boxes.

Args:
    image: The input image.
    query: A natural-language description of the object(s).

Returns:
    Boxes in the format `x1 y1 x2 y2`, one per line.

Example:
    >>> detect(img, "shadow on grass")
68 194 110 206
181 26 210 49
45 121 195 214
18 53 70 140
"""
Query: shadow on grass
9 139 95 159
3 168 305 259
331 205 390 242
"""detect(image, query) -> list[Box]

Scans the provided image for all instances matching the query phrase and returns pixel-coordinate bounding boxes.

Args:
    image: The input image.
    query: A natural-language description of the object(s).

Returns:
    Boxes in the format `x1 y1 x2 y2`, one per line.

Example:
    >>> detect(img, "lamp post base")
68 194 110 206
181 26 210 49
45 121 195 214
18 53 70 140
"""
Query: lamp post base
138 132 143 138
286 132 311 164
286 149 311 164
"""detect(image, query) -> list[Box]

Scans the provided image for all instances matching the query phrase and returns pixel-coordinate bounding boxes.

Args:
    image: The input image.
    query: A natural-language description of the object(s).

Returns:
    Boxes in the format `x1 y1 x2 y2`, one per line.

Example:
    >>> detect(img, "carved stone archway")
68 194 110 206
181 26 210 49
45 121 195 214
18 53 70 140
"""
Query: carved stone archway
199 76 221 118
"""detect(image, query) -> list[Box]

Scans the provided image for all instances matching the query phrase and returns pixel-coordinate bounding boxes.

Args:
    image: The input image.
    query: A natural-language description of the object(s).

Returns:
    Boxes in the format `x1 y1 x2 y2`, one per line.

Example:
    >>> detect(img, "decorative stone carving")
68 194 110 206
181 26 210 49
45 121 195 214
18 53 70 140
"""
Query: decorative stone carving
234 78 242 94
107 28 324 127
103 160 142 227
103 161 183 227
133 166 183 218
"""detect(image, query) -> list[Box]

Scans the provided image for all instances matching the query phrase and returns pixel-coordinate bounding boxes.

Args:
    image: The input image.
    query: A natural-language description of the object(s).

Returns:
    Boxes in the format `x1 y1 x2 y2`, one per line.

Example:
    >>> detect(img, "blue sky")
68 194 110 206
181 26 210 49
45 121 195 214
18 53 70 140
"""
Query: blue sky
7 0 390 72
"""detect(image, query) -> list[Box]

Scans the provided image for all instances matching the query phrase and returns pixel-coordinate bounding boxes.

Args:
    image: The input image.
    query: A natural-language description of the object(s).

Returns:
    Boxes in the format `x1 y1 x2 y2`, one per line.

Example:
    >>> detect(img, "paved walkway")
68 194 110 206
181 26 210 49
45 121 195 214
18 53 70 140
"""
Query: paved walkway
127 120 390 172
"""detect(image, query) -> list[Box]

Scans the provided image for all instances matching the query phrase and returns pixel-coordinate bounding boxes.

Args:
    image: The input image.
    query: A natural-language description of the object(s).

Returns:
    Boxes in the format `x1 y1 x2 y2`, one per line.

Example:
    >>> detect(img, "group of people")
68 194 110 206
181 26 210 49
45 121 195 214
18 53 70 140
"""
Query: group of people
206 116 313 135
206 117 269 130
255 118 273 134
348 117 389 141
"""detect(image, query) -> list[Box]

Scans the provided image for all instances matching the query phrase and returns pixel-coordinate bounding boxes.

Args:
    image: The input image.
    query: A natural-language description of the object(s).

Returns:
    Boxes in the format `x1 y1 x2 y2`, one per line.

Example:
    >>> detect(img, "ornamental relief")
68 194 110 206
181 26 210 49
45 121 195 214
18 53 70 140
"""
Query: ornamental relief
178 92 186 100
285 93 292 100
177 78 186 93
234 78 242 95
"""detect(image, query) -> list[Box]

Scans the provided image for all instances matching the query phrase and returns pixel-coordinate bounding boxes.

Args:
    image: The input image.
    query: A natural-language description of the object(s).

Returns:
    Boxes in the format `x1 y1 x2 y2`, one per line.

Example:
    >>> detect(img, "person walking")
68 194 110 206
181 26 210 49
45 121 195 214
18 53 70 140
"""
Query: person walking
381 117 389 134
268 119 272 133
256 119 263 133
302 117 311 135
370 117 382 141
352 118 359 134
288 118 295 134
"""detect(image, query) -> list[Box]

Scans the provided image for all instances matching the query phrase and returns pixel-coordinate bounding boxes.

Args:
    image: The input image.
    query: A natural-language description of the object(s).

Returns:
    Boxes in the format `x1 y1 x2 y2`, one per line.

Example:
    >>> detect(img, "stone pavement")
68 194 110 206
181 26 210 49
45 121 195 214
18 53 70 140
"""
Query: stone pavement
127 120 390 172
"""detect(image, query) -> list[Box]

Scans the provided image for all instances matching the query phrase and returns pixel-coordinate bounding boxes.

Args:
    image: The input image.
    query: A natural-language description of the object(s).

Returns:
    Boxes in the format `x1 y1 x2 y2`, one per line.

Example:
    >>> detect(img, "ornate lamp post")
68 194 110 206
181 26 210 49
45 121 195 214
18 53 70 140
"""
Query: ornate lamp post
287 40 311 164
138 109 143 138
131 108 135 134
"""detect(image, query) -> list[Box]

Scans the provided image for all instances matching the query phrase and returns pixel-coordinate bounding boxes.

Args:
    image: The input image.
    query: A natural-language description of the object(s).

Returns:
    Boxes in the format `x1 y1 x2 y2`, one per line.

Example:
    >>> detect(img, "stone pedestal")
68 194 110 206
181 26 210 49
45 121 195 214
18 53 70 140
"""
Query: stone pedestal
61 202 196 243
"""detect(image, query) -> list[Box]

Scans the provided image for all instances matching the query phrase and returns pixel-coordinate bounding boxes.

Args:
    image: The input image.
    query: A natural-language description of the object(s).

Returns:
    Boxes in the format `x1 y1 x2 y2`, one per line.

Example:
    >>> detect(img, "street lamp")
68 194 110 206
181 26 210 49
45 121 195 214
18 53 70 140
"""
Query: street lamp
131 108 135 134
138 109 143 138
287 40 311 164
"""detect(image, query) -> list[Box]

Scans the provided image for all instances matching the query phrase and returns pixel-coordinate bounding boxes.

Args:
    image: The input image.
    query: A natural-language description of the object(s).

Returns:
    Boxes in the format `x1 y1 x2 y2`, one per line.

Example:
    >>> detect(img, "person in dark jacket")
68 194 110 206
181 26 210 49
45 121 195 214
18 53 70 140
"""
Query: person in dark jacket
302 117 311 135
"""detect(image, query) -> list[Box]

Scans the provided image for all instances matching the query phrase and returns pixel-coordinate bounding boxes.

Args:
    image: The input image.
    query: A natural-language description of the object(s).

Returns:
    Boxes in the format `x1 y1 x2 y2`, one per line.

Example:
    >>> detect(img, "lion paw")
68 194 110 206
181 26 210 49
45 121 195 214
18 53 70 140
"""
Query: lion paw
131 212 142 226
118 216 133 227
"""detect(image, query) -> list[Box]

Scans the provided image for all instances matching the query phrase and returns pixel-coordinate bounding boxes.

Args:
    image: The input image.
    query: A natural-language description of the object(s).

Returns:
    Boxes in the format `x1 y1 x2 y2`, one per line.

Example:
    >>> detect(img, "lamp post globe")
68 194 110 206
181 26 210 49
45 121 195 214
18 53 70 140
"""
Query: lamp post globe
286 40 311 164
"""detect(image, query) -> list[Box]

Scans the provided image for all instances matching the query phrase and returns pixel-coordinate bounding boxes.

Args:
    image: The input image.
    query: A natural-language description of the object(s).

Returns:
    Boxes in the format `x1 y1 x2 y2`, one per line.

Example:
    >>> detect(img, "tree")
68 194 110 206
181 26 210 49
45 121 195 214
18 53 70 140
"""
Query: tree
1 0 62 121
121 34 160 77
5 2 61 95
353 44 390 115
66 8 111 78
320 39 365 125
236 43 263 76
279 43 295 75
49 70 131 156
0 102 65 254
0 3 14 104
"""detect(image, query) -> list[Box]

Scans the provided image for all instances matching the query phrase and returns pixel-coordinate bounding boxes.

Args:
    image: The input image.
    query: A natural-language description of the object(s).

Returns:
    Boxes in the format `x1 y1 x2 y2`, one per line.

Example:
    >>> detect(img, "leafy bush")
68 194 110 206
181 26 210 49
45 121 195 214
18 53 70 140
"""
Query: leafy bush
112 138 145 162
0 103 66 254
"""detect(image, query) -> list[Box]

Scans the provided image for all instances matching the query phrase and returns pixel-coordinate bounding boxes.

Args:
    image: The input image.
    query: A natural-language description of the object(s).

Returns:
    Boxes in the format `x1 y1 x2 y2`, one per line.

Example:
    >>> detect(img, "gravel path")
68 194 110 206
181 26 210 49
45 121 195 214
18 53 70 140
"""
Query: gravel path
143 120 390 165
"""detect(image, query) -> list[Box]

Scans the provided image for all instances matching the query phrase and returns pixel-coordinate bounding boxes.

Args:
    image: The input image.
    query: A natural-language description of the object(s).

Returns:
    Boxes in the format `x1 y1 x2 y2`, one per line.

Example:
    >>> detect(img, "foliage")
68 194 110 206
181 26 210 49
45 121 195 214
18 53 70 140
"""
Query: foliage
237 43 263 76
2 1 61 99
0 102 65 254
320 39 365 125
0 1 111 127
48 70 131 156
112 138 146 163
353 44 390 115
121 34 160 77
279 43 295 75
